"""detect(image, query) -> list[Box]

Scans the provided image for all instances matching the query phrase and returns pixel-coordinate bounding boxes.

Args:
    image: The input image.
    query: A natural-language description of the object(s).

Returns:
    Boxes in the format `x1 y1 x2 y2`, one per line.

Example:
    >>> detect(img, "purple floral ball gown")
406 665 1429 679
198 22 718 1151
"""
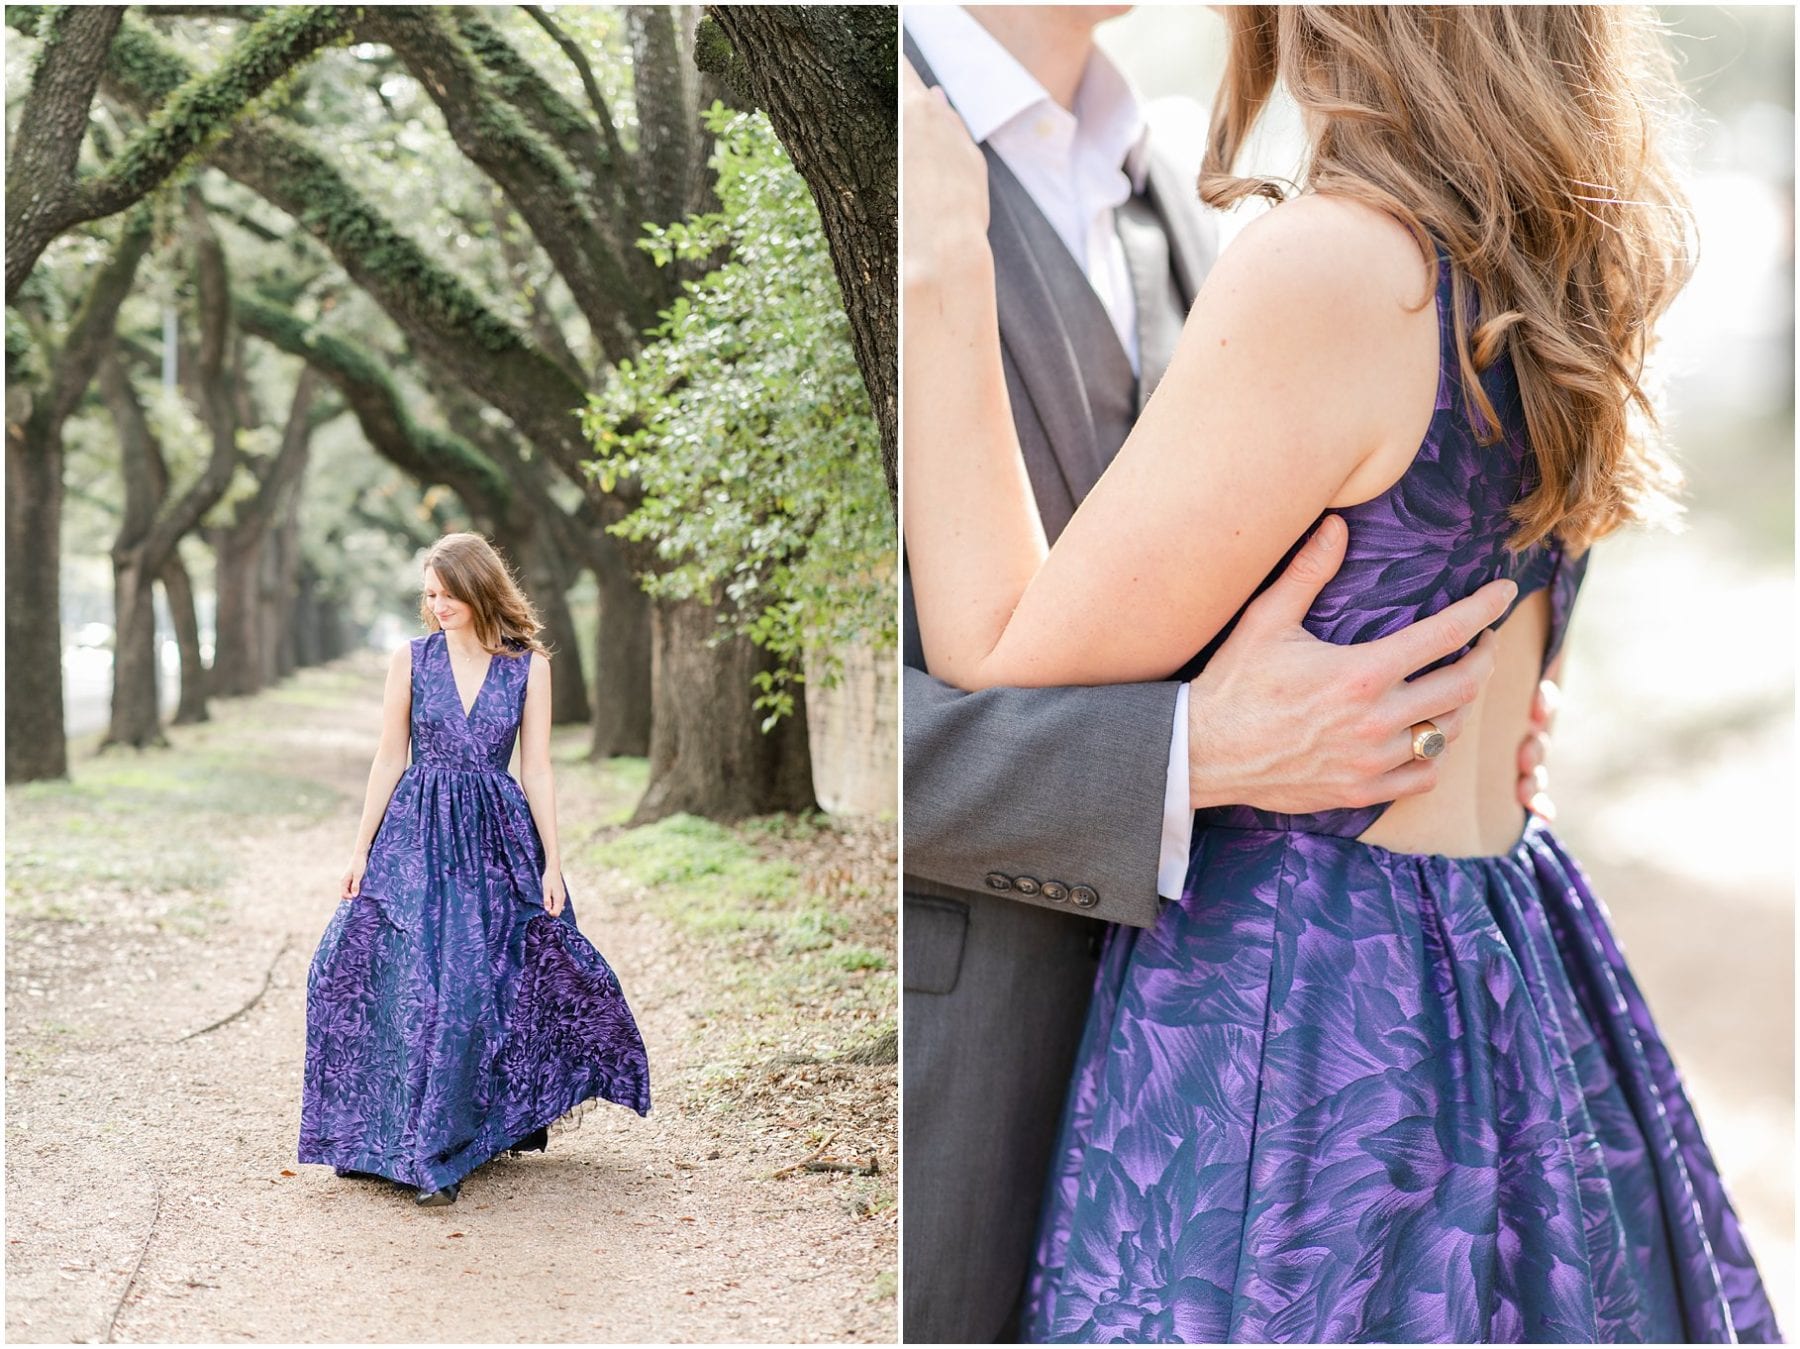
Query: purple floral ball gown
299 629 650 1194
1022 254 1781 1343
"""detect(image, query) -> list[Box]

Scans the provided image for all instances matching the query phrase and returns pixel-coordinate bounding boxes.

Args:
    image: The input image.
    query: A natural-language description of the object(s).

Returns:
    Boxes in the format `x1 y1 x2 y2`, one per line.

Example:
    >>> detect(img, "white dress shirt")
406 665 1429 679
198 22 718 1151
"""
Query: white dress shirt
907 6 1195 900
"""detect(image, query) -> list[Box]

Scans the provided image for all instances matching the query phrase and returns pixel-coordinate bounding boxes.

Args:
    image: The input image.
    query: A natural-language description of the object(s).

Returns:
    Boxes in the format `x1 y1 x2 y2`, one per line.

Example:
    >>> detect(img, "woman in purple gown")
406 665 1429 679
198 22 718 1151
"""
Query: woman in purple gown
299 532 650 1207
903 5 1778 1343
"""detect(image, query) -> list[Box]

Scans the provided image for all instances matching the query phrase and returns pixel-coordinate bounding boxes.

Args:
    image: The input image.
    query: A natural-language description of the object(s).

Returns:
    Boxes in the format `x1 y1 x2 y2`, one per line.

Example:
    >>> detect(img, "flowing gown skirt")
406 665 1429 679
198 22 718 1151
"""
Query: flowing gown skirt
1022 819 1780 1343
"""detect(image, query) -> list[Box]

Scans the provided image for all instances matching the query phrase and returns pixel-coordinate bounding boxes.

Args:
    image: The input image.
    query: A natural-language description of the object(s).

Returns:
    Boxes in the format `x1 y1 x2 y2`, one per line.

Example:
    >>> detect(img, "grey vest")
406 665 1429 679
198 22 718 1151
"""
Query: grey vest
987 140 1212 542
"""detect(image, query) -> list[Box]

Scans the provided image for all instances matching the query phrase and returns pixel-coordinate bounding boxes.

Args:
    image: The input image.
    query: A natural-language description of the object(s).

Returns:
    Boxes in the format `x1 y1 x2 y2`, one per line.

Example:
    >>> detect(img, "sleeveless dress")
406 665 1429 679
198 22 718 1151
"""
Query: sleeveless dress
299 629 651 1194
1021 256 1780 1343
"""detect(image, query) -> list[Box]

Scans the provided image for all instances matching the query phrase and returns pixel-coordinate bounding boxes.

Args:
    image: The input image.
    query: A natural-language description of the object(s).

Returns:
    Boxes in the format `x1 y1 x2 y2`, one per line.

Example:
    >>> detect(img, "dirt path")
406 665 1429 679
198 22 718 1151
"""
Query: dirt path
6 650 896 1344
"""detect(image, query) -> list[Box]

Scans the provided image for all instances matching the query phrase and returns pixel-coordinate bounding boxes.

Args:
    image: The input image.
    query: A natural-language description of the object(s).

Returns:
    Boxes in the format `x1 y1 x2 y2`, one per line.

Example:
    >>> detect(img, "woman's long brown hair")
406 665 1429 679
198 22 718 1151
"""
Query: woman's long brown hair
418 532 549 658
1202 5 1697 551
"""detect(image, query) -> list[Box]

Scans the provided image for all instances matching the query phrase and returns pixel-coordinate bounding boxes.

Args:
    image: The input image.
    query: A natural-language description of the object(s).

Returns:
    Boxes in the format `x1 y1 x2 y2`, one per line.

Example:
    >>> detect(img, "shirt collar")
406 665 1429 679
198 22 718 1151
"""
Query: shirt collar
1079 39 1151 194
906 6 1149 188
906 6 1047 146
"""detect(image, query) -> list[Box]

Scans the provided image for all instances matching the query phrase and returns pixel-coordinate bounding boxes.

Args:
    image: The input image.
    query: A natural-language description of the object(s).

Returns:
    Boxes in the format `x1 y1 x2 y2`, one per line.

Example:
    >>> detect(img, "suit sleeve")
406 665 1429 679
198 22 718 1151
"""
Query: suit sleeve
903 661 1178 929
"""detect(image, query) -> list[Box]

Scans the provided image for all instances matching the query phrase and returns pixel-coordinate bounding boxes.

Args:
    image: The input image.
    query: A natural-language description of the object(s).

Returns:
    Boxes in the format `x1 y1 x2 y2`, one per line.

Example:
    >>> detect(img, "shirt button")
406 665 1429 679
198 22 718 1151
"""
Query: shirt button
1041 881 1069 903
984 872 1012 891
1070 885 1100 909
1014 876 1041 897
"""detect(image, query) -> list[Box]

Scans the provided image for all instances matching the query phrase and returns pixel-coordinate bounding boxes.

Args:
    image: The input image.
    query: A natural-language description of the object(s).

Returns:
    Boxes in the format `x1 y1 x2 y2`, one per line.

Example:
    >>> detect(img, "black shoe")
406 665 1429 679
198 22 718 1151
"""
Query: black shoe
414 1181 460 1207
336 1167 388 1182
508 1126 548 1156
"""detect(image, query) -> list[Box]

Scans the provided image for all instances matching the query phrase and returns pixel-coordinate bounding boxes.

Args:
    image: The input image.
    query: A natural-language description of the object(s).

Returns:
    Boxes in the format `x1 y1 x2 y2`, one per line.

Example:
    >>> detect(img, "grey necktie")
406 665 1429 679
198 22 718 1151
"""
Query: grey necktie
1115 189 1188 414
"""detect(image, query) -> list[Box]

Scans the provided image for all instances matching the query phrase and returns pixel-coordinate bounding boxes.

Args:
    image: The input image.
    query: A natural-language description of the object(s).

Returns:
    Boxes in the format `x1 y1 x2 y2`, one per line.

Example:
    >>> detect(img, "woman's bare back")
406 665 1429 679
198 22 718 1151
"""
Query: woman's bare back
1359 586 1550 857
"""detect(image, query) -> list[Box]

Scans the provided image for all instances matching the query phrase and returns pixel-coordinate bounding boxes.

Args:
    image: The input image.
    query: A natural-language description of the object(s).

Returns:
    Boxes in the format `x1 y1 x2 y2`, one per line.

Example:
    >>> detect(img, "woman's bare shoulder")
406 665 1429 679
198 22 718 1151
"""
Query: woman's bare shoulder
1205 192 1433 326
1164 191 1441 490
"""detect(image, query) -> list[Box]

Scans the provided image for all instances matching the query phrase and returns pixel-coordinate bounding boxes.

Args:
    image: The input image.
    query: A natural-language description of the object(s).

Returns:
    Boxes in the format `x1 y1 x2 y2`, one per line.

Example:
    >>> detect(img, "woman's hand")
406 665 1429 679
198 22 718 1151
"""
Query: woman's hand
902 59 991 292
1519 674 1561 820
542 870 567 919
340 852 367 901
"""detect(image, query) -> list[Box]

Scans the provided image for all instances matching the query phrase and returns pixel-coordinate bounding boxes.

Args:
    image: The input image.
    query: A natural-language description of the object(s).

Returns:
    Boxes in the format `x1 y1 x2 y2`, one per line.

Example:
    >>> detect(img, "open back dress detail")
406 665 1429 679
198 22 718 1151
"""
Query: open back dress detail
299 630 650 1194
1021 254 1780 1343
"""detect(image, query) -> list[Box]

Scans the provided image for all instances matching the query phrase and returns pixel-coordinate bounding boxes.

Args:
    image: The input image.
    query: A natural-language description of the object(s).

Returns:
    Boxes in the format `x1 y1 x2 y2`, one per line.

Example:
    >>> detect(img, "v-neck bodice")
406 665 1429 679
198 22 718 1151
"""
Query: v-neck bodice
408 629 530 774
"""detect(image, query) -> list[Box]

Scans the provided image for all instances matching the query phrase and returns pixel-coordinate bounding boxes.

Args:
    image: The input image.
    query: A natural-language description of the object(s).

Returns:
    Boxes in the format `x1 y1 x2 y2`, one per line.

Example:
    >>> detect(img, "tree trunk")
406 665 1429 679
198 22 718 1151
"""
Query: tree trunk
530 550 592 725
5 6 126 302
210 525 263 697
257 517 285 682
5 415 70 781
701 6 898 508
293 561 322 669
98 344 168 749
108 188 246 729
317 599 346 662
208 360 321 696
269 487 303 679
487 520 588 724
589 560 653 760
4 211 154 781
101 547 166 750
158 547 209 725
630 595 814 823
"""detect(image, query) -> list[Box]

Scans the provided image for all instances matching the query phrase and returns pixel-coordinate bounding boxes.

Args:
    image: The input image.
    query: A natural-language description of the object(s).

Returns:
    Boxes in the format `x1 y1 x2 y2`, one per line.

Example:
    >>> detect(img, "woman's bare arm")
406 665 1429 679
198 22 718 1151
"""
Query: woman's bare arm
911 201 1451 690
345 644 412 880
516 652 565 899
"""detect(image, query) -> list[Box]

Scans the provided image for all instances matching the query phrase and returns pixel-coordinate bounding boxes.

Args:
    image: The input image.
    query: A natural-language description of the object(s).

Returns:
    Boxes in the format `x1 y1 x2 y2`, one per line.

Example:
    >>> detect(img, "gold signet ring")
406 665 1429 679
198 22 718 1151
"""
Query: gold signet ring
1411 720 1447 761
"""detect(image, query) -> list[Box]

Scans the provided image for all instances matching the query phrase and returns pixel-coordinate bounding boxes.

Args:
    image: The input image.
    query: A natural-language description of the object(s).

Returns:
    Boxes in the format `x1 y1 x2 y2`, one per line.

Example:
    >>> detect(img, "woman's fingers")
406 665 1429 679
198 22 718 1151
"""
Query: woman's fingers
1531 677 1562 732
901 57 988 261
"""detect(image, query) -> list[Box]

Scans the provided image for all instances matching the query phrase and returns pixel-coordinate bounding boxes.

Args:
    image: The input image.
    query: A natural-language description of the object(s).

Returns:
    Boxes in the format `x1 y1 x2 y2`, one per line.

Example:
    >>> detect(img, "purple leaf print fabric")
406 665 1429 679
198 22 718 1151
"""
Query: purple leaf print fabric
299 630 650 1193
1021 256 1780 1343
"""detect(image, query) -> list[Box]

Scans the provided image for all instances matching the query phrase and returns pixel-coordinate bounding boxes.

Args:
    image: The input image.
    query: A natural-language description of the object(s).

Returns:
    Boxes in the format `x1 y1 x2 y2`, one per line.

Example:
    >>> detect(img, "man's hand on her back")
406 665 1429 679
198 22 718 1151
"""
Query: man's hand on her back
1186 515 1516 814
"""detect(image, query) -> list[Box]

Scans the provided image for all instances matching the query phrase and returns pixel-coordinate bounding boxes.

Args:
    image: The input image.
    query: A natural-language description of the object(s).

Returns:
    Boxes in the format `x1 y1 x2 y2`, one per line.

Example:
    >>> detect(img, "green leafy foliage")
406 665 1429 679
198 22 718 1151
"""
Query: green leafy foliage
582 107 894 726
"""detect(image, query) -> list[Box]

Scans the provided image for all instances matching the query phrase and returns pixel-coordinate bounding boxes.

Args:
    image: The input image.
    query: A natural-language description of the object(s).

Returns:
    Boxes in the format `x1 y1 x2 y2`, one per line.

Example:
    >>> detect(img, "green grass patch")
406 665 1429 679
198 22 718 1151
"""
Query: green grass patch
10 748 340 820
6 737 339 919
259 665 370 709
591 813 809 940
583 809 895 1087
557 747 648 826
825 946 891 973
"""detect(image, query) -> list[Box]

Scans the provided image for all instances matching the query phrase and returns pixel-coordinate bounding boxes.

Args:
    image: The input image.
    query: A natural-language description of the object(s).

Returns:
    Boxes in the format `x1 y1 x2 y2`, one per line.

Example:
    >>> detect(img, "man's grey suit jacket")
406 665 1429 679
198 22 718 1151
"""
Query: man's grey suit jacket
902 40 1218 1344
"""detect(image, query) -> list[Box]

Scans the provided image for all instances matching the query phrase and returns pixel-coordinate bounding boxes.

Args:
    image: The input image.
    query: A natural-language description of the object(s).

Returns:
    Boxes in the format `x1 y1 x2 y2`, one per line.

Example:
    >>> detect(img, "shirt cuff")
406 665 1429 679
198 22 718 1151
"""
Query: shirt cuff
1157 683 1195 899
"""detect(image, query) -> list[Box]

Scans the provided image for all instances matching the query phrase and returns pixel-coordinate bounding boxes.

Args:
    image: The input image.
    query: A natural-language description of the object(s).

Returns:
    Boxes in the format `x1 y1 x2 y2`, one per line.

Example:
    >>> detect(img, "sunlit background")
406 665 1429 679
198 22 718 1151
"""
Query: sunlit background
1103 4 1795 1327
